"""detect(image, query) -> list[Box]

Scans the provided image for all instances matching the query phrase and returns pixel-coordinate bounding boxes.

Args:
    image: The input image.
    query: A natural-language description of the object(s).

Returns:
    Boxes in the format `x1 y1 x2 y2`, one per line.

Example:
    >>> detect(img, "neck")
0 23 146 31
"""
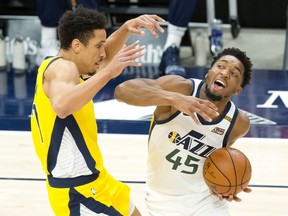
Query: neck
200 83 230 117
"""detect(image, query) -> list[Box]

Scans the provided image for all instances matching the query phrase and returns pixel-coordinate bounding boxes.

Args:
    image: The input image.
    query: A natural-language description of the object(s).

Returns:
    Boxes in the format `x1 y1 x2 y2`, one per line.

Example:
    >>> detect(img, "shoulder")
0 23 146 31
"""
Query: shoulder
44 58 79 81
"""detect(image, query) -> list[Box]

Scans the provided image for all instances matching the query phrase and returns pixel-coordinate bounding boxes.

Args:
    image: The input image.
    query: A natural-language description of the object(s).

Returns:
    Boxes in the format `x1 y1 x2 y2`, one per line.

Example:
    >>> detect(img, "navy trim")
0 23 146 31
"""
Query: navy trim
32 104 43 143
44 56 61 62
154 111 181 124
68 188 122 216
189 78 195 96
223 108 239 147
44 56 62 69
153 78 197 125
42 56 62 78
47 115 99 178
195 80 204 98
48 173 99 188
198 100 232 125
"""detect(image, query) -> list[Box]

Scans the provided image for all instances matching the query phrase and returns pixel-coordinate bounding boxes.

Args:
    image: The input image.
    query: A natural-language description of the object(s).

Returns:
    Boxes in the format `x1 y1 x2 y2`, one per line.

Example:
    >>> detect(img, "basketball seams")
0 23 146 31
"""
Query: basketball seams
224 148 238 195
203 147 252 196
240 156 252 190
205 154 232 194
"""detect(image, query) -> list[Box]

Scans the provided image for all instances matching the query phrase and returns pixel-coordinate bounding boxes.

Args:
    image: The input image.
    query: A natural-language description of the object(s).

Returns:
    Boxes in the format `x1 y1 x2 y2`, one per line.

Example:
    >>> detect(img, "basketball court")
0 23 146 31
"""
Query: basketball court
0 12 288 216
0 132 287 216
0 65 287 215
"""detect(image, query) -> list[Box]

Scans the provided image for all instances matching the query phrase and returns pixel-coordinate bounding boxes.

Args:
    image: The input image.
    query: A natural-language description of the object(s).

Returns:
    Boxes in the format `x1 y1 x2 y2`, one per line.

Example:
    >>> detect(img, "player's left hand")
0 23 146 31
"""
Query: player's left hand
124 14 165 38
211 187 252 202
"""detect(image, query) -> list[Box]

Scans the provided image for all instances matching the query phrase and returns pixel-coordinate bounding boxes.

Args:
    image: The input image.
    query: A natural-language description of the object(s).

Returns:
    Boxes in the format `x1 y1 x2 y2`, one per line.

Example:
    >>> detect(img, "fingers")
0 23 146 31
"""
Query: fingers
213 192 242 202
140 14 165 38
128 14 165 38
190 113 202 126
186 99 219 124
117 41 146 66
243 187 252 193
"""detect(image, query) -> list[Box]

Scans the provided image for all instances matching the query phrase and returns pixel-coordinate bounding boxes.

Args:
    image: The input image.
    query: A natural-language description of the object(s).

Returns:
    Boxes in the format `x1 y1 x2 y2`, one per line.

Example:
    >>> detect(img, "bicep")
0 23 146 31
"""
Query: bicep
227 111 250 146
44 62 79 104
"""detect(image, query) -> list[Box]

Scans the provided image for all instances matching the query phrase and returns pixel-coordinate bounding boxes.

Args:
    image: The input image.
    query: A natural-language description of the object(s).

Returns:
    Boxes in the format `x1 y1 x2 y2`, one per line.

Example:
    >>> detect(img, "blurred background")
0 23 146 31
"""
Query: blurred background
0 0 287 137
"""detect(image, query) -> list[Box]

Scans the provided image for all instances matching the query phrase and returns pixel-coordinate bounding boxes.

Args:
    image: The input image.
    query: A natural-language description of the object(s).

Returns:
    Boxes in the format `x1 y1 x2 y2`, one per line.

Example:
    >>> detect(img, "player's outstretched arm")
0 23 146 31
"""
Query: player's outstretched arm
115 75 219 124
47 41 145 118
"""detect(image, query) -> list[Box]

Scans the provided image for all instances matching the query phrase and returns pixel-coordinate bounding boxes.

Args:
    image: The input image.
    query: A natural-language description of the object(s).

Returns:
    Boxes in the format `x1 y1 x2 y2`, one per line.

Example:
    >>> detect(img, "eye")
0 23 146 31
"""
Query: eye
230 71 238 78
217 64 224 69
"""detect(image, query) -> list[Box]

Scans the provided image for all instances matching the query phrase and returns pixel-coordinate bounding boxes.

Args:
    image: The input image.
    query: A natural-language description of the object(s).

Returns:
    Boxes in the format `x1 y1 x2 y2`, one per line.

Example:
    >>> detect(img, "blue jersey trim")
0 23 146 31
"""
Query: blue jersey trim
48 173 99 188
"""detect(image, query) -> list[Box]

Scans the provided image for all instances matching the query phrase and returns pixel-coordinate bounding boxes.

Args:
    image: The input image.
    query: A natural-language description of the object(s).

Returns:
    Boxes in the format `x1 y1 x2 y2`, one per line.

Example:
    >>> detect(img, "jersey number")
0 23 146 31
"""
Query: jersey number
165 149 199 174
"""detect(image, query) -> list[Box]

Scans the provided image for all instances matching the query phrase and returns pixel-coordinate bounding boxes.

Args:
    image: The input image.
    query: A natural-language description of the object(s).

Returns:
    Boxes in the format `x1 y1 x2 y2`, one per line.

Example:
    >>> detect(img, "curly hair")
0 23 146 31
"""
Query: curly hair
57 6 107 50
210 47 253 88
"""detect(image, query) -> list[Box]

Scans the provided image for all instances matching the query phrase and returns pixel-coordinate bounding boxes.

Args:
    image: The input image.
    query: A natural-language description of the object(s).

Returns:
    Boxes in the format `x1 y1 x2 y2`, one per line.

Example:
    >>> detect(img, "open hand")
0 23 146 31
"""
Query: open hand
106 40 146 78
124 14 165 38
211 187 252 202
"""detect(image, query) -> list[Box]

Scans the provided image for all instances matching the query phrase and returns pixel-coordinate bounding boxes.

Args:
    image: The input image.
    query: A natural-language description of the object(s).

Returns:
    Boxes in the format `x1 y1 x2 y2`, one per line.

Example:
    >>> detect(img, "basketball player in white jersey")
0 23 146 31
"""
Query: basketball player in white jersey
114 47 253 215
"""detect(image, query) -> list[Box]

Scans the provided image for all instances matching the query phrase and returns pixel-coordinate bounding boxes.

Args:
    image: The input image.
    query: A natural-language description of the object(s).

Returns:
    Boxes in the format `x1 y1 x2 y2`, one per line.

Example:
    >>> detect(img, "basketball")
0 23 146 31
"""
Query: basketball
203 147 252 196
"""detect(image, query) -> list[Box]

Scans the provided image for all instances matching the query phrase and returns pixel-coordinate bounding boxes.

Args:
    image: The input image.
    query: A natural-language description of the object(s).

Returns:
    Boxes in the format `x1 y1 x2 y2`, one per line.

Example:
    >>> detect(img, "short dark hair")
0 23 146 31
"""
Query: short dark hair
57 6 107 50
210 47 253 88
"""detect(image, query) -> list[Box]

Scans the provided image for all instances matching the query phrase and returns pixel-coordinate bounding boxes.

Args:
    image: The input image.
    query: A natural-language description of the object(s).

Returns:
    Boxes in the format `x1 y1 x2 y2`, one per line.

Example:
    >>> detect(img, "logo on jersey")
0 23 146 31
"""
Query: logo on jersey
211 127 225 135
224 115 232 122
91 187 96 195
168 130 215 158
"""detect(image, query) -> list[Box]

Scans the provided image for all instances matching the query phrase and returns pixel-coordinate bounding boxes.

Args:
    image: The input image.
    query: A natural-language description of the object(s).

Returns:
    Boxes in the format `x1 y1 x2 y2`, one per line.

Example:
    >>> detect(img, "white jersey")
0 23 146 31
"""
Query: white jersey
145 78 238 216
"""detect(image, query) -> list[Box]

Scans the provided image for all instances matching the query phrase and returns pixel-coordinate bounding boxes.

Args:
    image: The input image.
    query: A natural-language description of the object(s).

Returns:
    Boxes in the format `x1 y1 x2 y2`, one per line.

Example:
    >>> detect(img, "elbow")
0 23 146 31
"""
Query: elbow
114 85 124 102
53 102 70 119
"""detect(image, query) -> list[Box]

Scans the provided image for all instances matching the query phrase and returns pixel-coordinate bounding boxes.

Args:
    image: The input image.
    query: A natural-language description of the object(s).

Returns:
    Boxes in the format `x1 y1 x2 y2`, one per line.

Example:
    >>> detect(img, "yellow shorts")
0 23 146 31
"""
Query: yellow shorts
46 172 131 216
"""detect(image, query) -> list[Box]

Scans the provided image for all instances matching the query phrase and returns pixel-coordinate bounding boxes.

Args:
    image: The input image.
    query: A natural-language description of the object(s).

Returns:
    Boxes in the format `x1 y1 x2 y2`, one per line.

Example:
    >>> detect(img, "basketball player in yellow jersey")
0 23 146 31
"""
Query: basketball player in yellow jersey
115 47 253 215
30 6 164 216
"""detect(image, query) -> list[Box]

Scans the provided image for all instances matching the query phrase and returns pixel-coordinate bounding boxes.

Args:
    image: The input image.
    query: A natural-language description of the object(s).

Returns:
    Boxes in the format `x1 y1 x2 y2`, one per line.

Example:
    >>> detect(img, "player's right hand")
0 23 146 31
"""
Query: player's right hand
105 40 145 78
210 187 252 202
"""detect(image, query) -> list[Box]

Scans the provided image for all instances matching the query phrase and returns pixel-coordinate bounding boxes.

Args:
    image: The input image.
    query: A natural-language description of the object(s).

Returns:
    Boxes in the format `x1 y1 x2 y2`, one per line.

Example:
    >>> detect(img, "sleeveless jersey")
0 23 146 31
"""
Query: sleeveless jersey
146 78 239 195
30 56 106 188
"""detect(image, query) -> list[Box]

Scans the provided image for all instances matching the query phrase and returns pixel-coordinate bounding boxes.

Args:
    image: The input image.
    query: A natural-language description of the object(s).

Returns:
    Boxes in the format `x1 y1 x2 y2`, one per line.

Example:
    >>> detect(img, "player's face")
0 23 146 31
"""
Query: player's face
79 29 107 75
205 55 244 101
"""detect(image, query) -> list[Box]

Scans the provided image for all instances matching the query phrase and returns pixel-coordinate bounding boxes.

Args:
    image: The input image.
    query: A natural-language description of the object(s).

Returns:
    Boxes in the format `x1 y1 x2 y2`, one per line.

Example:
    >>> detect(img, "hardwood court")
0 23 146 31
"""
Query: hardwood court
0 131 287 216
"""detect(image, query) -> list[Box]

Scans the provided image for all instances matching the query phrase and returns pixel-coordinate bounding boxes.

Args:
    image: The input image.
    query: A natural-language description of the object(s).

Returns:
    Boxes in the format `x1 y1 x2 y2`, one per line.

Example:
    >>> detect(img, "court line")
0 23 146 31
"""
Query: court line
0 177 287 189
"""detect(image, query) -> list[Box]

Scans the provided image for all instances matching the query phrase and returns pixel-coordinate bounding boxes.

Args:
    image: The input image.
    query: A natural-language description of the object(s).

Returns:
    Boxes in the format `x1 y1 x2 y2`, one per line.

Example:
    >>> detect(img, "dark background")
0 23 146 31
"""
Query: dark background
0 0 287 28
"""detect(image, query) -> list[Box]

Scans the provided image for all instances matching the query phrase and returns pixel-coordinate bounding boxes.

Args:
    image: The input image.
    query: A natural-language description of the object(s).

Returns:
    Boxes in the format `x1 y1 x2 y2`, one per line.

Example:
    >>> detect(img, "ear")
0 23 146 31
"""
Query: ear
71 39 81 54
234 87 243 95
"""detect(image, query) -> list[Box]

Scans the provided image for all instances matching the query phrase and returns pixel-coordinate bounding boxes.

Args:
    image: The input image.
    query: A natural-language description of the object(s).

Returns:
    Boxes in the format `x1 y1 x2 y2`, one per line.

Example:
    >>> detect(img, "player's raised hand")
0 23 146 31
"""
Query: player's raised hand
104 40 145 78
124 14 165 38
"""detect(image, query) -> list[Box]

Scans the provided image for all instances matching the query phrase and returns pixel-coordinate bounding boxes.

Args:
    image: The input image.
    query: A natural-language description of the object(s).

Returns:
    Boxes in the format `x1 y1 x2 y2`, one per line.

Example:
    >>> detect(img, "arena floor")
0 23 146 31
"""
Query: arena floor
0 132 287 216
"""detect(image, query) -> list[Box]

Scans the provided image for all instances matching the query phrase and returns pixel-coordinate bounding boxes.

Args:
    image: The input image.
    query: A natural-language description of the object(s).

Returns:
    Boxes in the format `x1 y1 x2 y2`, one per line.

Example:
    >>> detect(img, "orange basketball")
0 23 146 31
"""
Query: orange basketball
203 147 252 196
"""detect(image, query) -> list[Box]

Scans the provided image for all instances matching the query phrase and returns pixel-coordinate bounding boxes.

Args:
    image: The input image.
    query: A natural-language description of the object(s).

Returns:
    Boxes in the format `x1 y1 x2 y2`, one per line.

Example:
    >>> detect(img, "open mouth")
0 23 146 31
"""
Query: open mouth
214 79 226 89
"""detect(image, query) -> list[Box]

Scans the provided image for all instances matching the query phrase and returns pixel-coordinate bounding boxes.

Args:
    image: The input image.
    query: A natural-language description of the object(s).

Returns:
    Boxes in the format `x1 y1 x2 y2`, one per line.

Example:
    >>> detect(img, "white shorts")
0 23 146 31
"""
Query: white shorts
145 187 230 216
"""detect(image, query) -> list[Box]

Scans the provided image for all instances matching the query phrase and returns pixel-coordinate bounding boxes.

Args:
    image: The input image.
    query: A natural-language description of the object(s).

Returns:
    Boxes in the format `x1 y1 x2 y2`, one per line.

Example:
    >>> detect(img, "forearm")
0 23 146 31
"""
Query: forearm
52 70 112 118
114 78 179 107
105 22 131 60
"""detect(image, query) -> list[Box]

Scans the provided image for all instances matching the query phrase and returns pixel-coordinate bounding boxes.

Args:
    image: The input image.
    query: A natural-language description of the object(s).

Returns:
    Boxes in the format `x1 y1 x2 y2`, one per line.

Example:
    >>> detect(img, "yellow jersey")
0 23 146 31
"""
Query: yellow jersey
31 56 106 188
